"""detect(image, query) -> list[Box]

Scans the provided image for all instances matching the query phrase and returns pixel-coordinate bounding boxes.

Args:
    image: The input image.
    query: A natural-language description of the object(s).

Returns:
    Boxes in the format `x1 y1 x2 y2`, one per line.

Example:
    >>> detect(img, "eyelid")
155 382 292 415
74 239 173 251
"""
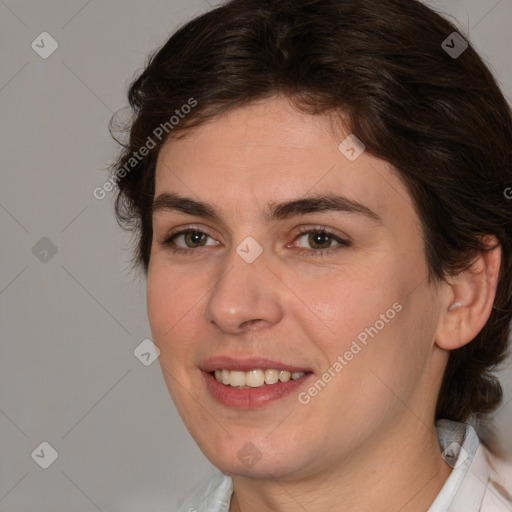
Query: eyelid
158 223 216 244
292 224 350 242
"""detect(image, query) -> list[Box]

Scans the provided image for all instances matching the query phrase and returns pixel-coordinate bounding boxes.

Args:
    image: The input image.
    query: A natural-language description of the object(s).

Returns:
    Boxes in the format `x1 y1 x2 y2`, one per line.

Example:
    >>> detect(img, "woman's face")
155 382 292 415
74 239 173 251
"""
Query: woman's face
147 96 448 479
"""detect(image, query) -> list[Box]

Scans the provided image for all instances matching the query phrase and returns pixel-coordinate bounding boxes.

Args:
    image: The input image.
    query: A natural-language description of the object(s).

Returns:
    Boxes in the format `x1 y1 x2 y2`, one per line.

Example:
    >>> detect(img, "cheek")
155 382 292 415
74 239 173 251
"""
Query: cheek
146 265 199 352
146 266 203 409
146 270 168 340
285 262 401 348
290 258 427 402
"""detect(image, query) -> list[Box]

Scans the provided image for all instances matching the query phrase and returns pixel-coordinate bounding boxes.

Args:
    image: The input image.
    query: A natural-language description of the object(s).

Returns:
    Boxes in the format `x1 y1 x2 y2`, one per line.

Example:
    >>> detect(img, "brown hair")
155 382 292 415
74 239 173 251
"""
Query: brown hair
109 0 512 442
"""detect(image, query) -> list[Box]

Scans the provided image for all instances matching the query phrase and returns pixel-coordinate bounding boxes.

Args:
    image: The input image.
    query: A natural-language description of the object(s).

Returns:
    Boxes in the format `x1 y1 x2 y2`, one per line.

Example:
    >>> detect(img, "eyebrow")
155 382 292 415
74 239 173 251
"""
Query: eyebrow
152 192 383 225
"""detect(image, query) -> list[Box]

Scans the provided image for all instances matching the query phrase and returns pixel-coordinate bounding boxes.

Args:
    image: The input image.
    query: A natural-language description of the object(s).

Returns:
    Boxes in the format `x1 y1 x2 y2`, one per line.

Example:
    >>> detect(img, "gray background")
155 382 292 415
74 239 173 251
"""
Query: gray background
1 0 511 510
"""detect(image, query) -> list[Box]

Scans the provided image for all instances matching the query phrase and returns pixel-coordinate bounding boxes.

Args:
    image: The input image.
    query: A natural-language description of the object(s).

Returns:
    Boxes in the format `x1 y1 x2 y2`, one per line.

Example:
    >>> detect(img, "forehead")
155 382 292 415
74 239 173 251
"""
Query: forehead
153 97 414 226
157 98 336 172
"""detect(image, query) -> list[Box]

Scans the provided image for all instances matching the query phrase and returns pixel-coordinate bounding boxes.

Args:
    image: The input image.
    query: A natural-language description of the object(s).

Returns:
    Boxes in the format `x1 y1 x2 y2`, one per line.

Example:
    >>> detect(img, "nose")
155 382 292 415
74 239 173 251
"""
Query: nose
203 247 284 335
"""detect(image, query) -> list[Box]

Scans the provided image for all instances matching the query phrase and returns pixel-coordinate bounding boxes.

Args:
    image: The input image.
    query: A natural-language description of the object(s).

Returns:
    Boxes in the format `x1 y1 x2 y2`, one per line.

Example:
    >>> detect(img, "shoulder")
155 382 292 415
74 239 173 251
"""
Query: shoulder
178 471 233 512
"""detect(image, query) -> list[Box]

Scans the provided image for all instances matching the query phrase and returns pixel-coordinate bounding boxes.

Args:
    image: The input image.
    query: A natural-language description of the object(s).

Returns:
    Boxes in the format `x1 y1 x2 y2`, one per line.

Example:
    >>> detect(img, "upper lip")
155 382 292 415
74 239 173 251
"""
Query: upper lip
201 356 312 373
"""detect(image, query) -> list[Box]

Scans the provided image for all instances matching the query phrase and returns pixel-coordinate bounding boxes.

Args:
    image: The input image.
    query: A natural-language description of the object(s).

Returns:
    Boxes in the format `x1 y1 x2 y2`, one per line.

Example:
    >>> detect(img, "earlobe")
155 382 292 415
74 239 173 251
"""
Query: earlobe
435 236 501 352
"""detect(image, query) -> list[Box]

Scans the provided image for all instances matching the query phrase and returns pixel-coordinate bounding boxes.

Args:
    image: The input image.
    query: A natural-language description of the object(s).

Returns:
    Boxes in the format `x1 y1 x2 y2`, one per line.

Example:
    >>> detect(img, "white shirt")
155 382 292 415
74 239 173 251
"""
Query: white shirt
179 419 512 512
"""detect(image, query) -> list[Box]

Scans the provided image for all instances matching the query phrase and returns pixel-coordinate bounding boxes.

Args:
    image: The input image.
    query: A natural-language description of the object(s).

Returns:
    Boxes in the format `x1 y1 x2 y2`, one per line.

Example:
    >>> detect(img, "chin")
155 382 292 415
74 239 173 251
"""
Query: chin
201 440 308 480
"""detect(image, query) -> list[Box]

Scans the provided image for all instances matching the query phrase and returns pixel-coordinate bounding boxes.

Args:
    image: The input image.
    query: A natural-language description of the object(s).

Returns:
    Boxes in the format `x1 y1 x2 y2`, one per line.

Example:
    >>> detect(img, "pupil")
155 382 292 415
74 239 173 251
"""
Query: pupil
187 231 206 246
310 232 330 249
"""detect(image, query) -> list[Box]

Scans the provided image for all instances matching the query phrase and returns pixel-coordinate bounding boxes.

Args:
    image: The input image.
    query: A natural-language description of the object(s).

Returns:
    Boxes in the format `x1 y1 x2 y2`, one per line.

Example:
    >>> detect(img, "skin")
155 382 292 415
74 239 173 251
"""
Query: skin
146 95 501 512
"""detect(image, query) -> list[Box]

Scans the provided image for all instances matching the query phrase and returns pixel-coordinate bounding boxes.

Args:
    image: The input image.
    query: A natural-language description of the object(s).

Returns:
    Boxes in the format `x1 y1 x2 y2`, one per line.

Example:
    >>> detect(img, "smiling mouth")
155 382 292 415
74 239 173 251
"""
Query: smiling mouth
211 368 313 388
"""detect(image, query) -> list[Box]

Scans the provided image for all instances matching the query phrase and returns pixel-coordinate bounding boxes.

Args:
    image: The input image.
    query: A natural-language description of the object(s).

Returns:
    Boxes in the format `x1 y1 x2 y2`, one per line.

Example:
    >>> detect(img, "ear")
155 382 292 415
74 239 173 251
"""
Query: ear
435 236 501 351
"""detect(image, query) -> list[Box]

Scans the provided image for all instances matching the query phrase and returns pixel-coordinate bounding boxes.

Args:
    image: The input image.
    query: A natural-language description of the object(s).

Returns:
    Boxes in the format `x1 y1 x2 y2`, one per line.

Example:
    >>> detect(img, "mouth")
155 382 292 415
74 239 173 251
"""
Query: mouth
210 368 311 389
200 356 314 408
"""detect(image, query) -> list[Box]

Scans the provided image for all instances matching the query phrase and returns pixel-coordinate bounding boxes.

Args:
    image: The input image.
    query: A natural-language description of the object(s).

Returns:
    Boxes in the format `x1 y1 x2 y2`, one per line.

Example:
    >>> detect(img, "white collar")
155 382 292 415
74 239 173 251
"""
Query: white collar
429 419 510 510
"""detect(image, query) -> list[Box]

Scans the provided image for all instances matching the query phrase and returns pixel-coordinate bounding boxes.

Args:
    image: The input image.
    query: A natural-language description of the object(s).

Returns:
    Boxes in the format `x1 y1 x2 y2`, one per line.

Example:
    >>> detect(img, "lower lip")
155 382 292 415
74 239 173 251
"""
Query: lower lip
202 371 313 409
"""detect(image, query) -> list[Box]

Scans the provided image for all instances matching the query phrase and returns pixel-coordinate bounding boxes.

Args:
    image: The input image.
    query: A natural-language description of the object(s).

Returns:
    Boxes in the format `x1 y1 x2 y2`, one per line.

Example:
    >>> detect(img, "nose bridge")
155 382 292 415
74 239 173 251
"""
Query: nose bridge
203 241 283 333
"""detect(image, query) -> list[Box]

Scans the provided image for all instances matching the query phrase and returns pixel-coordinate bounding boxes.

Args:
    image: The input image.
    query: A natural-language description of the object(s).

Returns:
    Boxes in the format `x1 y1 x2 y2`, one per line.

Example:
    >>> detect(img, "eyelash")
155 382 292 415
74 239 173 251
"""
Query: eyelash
158 225 351 257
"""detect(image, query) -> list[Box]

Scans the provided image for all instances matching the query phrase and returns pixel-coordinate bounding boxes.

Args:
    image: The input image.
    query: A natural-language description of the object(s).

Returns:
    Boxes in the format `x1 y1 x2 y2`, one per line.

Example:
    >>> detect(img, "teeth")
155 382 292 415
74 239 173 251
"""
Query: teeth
264 369 279 384
279 370 291 382
246 369 265 387
213 368 306 388
229 370 246 387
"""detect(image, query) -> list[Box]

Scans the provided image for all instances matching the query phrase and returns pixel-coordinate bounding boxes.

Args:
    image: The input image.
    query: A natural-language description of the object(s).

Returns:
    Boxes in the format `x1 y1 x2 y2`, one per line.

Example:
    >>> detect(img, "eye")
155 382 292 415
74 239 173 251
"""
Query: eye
159 227 218 253
158 225 351 256
291 227 351 256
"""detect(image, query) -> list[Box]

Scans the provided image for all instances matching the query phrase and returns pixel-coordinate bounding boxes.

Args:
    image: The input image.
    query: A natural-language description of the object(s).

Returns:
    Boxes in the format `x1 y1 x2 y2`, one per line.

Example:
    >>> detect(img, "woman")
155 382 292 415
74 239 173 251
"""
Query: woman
109 0 512 510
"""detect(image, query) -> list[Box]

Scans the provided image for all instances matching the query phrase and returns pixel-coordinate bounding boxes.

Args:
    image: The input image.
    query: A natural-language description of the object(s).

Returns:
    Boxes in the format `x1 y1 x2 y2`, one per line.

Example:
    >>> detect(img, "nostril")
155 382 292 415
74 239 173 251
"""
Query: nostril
241 319 265 330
